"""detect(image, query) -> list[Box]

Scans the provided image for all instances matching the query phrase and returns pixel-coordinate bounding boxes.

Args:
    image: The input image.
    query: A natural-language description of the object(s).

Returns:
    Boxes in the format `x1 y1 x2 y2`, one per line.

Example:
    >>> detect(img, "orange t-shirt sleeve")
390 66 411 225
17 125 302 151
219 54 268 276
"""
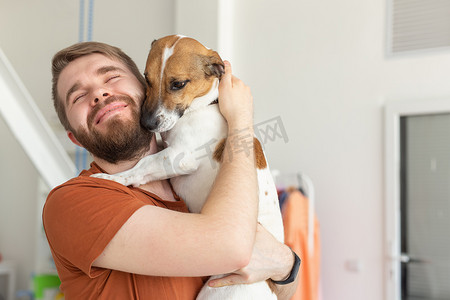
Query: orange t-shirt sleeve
43 178 146 277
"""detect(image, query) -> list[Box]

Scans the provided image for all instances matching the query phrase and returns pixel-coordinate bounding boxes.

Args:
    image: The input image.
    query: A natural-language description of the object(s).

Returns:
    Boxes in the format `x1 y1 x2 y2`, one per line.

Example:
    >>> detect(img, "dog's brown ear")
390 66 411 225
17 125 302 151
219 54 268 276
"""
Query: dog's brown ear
199 51 225 79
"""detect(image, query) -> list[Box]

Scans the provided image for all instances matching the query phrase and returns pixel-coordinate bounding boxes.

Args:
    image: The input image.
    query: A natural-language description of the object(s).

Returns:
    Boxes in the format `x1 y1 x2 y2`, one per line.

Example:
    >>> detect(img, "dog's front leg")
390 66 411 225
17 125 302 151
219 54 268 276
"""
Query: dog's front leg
91 147 198 187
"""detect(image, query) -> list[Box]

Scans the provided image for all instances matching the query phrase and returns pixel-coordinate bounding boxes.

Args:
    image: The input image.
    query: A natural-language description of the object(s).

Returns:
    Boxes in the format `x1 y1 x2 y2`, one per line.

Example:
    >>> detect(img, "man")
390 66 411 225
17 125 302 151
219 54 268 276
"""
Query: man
43 41 299 299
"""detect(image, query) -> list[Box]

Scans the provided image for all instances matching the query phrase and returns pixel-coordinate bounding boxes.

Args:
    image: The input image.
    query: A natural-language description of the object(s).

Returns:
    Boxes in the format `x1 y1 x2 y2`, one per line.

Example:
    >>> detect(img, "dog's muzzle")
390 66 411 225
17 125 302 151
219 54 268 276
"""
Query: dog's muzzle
140 105 161 131
140 105 185 132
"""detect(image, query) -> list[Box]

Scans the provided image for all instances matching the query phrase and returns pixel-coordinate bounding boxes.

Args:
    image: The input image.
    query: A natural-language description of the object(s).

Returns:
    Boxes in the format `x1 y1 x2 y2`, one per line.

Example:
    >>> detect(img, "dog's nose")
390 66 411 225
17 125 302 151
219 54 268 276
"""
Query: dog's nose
140 113 162 131
140 103 160 131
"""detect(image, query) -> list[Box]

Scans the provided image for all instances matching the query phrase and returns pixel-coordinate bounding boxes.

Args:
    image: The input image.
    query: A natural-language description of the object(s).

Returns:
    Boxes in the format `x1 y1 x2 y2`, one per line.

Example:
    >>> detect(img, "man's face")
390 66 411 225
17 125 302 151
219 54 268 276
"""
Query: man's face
57 53 153 163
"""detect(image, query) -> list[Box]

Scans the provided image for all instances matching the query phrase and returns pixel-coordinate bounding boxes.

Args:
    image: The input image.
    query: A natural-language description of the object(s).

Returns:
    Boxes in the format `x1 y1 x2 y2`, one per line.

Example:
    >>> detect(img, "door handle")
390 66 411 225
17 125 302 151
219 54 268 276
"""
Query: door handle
397 253 431 264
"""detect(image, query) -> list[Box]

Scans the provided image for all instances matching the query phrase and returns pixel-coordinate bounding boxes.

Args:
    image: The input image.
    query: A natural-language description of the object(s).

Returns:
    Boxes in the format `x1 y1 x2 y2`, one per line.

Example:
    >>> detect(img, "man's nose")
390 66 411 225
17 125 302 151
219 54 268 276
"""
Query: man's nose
91 92 110 106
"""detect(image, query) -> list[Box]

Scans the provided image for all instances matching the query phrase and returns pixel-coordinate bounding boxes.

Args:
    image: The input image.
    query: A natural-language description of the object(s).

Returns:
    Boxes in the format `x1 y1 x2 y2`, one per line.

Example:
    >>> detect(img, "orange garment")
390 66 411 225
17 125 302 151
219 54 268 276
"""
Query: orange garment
43 162 204 300
282 189 321 300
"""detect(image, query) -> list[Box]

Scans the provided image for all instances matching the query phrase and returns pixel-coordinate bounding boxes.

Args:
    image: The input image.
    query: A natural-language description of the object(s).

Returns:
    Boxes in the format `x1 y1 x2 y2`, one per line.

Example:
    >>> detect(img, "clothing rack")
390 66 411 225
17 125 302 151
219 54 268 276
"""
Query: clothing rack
298 173 315 254
272 170 316 254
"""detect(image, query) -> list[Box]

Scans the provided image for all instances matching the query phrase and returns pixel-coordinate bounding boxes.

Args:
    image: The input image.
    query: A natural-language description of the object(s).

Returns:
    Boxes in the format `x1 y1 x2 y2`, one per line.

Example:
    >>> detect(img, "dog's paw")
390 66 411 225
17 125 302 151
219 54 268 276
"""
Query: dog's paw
91 173 141 187
178 153 198 173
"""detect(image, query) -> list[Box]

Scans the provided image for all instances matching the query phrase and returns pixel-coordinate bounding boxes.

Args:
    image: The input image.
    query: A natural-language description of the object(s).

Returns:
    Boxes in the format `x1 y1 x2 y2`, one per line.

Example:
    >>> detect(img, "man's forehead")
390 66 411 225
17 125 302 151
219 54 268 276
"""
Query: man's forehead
67 53 123 73
58 54 126 100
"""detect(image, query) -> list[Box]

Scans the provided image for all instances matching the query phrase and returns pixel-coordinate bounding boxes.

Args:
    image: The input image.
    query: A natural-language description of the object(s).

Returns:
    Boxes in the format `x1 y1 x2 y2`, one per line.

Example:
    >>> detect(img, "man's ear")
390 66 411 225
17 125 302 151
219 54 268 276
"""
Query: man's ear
67 131 83 148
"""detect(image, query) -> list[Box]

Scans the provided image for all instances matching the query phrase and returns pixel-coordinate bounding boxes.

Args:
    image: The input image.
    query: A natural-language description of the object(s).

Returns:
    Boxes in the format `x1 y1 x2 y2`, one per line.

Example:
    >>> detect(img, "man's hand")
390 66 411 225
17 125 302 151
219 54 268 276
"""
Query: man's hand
207 224 299 300
218 61 253 130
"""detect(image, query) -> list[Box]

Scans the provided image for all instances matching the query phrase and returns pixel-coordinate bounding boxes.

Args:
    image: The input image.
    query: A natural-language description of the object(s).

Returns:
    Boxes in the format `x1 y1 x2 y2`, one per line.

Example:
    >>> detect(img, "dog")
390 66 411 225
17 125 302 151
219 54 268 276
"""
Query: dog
92 35 284 299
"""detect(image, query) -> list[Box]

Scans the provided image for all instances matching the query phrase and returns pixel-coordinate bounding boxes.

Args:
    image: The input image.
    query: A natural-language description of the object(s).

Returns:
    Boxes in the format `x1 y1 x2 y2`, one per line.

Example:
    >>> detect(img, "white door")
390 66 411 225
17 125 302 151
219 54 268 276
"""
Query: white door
385 100 450 300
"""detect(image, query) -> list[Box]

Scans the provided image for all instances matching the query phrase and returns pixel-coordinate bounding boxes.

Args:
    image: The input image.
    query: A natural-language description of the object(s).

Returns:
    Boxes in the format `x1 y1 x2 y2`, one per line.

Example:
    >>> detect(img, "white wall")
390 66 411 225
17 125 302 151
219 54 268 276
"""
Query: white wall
2 0 450 298
231 1 450 300
174 0 219 49
0 115 38 296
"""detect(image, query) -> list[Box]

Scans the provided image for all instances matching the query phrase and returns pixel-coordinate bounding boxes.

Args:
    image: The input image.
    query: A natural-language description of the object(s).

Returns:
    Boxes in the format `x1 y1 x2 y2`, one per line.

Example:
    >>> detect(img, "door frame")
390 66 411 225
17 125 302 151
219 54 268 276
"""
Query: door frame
384 98 450 300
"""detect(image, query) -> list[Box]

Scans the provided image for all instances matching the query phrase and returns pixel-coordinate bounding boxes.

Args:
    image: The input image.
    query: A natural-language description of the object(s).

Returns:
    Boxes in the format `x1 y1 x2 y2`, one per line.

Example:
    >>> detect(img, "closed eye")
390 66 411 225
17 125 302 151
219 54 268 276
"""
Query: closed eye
106 75 120 83
73 93 86 104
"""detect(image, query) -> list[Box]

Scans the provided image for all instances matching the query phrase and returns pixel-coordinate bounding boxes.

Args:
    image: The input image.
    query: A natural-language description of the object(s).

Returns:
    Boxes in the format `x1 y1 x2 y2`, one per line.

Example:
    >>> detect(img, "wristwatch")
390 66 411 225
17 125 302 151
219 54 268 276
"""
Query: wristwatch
271 249 301 285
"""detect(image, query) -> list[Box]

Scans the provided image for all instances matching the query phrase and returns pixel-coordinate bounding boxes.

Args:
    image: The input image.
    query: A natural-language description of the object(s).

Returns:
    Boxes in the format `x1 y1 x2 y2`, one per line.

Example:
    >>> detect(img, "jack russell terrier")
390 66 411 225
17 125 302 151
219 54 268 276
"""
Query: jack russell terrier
92 35 285 299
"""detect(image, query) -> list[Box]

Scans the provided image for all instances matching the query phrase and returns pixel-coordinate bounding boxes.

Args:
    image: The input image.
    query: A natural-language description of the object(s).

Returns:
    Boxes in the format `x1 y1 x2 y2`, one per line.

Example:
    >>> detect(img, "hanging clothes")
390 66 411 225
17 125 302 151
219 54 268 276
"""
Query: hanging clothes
281 189 321 300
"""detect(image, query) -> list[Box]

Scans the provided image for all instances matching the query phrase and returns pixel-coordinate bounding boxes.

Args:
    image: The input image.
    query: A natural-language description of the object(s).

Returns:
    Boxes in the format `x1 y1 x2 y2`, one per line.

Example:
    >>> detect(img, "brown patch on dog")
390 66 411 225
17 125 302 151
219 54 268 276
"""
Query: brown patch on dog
213 138 226 163
214 137 267 169
267 279 277 294
253 137 267 169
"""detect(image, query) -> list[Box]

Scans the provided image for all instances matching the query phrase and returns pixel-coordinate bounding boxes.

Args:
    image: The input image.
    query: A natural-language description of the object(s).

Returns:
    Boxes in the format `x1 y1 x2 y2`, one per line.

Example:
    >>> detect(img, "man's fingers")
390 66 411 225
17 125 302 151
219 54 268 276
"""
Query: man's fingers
223 60 232 77
208 274 246 288
220 60 232 87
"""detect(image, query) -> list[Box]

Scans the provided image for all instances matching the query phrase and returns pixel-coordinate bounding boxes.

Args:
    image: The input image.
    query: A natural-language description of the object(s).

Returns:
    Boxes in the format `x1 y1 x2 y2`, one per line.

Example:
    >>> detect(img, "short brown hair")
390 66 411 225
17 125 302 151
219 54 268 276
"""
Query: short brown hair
51 41 146 131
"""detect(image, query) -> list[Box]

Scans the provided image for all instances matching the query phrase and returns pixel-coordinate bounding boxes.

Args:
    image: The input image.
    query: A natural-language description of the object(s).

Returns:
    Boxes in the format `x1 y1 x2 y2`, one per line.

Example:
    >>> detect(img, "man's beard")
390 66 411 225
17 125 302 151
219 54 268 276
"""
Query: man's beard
73 95 154 164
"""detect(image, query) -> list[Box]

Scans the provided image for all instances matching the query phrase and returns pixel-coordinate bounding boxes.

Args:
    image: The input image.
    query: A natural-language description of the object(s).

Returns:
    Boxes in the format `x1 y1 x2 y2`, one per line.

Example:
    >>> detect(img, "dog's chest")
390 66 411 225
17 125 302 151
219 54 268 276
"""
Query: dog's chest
162 105 227 150
162 105 228 213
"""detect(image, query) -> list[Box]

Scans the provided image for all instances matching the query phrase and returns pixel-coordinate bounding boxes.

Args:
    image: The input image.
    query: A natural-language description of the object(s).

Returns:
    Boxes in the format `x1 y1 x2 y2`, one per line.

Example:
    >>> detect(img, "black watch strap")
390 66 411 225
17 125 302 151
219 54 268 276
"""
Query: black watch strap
271 249 301 285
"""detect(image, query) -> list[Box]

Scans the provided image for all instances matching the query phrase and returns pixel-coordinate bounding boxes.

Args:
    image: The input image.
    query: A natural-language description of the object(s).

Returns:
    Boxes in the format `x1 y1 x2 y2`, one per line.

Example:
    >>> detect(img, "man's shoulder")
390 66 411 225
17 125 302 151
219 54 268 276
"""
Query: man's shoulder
45 172 136 213
43 174 141 229
49 173 130 197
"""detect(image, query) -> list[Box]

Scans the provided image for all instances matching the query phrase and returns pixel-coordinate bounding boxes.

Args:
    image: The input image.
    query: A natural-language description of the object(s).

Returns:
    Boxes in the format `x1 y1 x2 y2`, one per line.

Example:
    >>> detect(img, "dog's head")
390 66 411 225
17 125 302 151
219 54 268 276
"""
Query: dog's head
140 35 224 132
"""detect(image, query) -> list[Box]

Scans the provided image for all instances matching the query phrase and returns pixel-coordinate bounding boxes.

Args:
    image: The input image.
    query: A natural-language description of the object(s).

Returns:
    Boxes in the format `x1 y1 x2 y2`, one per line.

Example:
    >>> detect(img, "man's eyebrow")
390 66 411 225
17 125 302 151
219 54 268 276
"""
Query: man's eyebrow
96 65 126 75
66 82 81 106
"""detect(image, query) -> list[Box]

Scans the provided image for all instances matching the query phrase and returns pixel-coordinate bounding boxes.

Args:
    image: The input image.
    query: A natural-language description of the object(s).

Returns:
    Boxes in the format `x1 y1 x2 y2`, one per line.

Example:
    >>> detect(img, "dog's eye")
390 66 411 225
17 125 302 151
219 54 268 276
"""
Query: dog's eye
170 80 190 91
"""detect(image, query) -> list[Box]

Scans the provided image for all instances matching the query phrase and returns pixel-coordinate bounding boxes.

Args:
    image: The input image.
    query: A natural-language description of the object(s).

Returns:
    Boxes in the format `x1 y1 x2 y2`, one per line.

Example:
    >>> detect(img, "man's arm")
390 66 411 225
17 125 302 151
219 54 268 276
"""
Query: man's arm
93 61 259 277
